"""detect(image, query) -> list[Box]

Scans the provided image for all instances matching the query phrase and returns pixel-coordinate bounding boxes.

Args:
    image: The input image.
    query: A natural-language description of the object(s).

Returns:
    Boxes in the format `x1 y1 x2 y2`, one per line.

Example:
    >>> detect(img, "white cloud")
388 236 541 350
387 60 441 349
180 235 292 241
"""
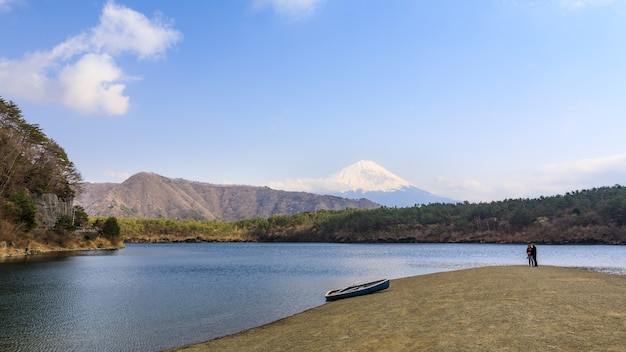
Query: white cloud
429 153 626 202
559 0 621 9
268 177 345 193
92 2 182 59
0 1 182 115
58 53 128 115
429 177 493 203
105 170 131 181
530 153 626 188
253 0 323 19
0 0 14 12
0 52 51 103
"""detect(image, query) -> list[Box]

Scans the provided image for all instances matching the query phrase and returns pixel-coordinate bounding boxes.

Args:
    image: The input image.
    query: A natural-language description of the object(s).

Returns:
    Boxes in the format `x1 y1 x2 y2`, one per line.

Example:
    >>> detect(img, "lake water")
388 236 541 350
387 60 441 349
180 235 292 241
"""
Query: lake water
1 243 626 352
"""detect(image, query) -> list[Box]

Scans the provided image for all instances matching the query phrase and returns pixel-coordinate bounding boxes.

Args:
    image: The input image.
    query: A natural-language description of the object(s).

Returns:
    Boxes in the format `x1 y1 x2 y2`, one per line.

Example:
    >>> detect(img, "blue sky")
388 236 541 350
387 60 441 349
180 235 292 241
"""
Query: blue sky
2 0 626 203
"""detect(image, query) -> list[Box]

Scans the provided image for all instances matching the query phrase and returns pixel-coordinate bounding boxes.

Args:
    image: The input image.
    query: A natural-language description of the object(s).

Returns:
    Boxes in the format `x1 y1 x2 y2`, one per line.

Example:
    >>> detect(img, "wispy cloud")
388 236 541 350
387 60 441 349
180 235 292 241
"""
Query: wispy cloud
104 170 131 181
268 177 345 193
429 153 626 202
0 1 182 115
0 0 14 12
252 0 323 19
559 0 621 9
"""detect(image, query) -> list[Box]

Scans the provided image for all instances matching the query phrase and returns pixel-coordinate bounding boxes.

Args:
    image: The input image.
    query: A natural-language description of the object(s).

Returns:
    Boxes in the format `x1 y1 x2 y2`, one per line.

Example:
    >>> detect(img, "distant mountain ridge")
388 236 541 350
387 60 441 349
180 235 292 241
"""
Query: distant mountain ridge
269 160 457 207
77 172 379 221
335 187 457 208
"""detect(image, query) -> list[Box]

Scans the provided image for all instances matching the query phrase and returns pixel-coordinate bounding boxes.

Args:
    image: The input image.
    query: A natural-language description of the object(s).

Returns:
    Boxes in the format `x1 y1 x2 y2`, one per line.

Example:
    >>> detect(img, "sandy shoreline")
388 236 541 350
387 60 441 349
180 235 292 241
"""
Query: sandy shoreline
171 266 626 351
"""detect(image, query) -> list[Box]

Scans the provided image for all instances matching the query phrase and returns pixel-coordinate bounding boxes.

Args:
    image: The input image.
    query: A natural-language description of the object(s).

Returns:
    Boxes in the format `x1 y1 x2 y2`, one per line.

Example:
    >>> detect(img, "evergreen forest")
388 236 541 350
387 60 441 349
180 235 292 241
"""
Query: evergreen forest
118 185 626 244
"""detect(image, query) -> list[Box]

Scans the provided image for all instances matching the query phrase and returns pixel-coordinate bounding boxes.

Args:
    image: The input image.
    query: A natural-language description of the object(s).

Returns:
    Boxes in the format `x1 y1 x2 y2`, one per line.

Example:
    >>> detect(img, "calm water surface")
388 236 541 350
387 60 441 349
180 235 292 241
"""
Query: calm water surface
1 243 625 351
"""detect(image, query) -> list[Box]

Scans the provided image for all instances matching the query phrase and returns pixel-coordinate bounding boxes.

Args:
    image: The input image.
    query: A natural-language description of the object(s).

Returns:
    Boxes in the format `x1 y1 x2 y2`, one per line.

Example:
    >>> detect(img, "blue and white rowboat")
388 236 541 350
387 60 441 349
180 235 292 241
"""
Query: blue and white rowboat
325 279 390 301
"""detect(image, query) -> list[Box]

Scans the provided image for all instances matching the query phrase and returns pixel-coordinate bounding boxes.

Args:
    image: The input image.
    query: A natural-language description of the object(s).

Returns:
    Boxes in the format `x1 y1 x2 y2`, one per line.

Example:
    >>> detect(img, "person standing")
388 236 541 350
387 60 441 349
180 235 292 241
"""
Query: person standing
526 244 534 266
530 242 538 267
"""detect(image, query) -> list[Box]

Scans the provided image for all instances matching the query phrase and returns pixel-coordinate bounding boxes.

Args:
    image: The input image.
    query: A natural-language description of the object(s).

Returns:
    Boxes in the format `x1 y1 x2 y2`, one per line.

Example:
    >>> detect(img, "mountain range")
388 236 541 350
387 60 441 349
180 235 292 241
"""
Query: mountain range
76 172 378 221
76 161 455 220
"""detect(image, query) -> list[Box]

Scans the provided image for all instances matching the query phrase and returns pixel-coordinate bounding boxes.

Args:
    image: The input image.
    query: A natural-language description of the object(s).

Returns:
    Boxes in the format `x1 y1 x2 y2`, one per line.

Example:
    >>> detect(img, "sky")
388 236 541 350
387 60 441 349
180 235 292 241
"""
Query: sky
2 0 626 203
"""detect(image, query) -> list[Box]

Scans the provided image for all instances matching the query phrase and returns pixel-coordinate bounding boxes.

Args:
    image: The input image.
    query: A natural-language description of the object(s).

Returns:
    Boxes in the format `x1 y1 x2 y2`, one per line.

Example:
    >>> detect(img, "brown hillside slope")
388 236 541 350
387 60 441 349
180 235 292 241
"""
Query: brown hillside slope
77 172 379 221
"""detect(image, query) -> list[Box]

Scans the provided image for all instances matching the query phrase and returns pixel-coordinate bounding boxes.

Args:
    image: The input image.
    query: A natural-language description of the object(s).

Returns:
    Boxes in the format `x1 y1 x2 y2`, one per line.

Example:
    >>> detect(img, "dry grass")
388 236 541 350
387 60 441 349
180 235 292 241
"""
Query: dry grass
0 229 123 258
172 266 626 352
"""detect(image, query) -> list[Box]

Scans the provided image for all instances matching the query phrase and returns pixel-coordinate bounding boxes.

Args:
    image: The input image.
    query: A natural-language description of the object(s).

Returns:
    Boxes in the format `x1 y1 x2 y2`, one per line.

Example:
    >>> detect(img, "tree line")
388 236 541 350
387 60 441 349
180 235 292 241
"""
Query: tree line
117 185 626 244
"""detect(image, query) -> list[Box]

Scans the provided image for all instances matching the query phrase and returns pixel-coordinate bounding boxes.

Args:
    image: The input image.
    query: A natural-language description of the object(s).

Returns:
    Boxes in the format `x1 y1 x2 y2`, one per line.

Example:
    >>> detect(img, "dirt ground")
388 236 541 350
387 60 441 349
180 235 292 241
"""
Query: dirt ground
171 266 626 352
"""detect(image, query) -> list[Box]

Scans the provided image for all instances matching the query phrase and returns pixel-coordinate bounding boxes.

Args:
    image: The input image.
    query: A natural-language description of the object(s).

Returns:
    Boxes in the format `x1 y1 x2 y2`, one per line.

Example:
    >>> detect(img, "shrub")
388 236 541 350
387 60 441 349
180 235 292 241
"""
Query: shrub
3 189 37 230
54 214 75 233
102 217 121 238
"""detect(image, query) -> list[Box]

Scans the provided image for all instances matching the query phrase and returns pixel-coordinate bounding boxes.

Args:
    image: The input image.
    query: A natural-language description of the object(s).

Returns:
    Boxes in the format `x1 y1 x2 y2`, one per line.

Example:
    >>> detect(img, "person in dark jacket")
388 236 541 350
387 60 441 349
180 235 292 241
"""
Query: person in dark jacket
530 242 538 267
526 244 534 266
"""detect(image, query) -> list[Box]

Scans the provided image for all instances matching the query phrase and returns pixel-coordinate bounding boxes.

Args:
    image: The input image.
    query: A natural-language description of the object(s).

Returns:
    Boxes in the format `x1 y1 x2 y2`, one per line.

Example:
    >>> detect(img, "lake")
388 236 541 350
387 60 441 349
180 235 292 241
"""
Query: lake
1 243 625 351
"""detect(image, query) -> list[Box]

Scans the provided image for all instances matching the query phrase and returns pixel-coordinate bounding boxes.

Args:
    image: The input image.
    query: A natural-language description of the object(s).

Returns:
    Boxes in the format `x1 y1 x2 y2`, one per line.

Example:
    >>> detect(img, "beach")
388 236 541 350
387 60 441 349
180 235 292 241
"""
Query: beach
172 265 626 351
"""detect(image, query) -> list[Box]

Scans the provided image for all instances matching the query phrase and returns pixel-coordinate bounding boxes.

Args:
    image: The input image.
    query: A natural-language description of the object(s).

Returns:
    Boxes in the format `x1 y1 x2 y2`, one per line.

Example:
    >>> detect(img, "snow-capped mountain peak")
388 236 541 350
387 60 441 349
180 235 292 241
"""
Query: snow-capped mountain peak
267 160 457 207
328 160 413 192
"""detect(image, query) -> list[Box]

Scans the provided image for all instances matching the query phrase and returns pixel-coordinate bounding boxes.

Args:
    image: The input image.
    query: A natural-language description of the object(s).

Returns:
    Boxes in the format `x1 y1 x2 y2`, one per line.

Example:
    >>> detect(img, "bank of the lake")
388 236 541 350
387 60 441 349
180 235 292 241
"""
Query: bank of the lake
0 237 122 258
173 265 626 352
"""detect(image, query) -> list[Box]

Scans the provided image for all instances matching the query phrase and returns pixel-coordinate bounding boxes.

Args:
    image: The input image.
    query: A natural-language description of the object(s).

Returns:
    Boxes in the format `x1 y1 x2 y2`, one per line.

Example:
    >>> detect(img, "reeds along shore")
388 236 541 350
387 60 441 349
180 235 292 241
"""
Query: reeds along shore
172 265 626 352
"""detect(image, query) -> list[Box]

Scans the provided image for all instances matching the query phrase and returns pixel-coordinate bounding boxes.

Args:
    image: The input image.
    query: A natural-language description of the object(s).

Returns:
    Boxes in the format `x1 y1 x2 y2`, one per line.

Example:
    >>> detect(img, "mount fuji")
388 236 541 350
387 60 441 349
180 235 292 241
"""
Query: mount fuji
271 160 457 207
325 161 457 207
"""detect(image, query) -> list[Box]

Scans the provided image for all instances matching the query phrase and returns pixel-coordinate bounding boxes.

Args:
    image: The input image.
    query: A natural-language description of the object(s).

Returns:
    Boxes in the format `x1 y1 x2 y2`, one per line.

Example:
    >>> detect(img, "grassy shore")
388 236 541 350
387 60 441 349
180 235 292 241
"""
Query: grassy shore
0 237 123 258
171 266 626 352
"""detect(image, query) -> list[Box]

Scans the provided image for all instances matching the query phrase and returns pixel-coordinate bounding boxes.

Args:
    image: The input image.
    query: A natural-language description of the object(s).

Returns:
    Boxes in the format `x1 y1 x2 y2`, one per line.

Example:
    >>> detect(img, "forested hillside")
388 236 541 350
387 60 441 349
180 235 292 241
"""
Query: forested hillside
0 97 121 256
120 185 626 244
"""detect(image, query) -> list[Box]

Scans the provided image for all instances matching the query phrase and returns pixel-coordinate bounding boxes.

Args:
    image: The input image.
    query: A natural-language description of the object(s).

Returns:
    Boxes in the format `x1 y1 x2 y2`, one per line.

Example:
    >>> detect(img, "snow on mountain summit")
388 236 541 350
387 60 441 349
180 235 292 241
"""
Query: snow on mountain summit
266 160 457 206
328 160 413 192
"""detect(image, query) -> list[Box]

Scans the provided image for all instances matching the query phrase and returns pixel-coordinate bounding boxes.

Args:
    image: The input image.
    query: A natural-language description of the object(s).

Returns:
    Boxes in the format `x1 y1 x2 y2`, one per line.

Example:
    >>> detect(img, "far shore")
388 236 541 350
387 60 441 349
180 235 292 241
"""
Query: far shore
0 240 123 259
171 266 626 352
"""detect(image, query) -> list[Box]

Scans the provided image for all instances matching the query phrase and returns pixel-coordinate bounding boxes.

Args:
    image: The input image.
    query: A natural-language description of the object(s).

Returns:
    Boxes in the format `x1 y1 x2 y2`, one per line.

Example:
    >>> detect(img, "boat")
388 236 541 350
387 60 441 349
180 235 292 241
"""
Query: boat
324 279 390 301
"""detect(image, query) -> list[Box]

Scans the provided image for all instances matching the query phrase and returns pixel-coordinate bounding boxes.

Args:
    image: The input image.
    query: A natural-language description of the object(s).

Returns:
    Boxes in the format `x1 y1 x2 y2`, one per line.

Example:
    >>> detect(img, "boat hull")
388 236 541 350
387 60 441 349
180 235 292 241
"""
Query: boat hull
325 279 390 301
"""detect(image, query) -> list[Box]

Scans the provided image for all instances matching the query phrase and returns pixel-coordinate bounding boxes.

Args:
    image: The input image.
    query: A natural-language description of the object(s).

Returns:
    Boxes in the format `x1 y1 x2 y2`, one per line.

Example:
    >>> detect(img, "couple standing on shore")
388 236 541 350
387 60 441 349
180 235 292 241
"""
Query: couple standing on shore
526 242 538 267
